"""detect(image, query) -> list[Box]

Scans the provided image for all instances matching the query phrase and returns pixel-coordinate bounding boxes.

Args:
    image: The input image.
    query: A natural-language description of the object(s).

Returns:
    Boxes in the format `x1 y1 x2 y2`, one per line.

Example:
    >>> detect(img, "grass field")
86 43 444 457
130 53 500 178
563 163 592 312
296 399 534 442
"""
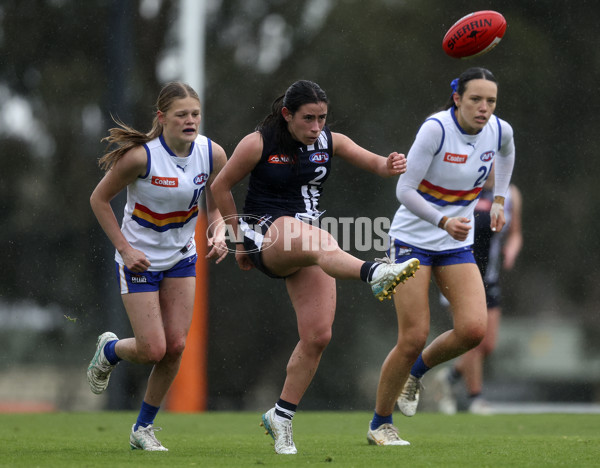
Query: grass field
0 411 598 467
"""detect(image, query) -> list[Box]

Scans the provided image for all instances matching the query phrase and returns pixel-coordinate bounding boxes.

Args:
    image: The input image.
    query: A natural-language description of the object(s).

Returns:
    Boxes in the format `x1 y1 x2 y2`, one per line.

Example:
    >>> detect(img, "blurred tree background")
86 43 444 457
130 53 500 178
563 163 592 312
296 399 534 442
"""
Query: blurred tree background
1 0 599 411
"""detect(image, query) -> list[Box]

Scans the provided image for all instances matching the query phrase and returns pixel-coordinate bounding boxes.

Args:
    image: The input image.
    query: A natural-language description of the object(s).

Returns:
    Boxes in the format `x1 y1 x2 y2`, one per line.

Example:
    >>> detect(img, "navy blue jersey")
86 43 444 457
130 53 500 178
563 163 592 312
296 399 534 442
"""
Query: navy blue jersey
473 188 494 277
243 126 333 220
473 187 514 307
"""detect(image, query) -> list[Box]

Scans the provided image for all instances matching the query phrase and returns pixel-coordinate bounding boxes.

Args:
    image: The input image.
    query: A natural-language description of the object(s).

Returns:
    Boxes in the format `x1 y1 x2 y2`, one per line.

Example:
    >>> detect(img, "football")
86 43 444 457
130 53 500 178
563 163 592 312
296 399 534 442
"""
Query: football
442 10 507 59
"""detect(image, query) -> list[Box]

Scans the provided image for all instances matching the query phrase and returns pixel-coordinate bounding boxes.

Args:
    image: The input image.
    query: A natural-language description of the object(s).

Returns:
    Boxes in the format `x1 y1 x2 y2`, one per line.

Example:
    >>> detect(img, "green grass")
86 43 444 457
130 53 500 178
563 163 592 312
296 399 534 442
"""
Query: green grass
0 411 597 467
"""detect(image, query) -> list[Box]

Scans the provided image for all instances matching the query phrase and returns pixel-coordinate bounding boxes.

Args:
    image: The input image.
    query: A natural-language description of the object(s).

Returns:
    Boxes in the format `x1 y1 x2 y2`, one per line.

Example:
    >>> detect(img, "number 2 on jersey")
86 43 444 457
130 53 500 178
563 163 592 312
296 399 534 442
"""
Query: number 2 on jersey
474 165 490 187
308 166 327 185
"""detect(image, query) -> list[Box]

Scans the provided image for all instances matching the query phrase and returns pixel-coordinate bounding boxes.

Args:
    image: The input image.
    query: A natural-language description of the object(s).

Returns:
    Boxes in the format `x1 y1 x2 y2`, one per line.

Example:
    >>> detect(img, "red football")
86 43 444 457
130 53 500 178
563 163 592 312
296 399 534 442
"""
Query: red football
442 10 507 59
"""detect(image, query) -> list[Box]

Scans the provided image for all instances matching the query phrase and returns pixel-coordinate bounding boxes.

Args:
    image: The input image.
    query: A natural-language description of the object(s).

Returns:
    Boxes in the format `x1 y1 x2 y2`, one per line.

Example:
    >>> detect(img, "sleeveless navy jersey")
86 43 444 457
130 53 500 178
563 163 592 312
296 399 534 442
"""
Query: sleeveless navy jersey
473 188 494 276
473 186 512 284
243 125 333 220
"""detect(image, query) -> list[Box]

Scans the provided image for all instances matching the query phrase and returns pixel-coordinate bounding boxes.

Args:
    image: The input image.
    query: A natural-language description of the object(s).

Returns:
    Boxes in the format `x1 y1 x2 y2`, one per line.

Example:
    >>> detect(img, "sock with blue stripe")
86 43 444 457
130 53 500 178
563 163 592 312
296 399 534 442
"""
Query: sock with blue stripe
274 399 297 422
360 261 380 282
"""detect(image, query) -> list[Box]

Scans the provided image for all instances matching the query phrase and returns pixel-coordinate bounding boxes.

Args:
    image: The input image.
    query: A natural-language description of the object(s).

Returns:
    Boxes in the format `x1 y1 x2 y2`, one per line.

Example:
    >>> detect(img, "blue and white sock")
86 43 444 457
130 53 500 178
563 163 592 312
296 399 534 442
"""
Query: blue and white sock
274 399 297 422
360 261 380 282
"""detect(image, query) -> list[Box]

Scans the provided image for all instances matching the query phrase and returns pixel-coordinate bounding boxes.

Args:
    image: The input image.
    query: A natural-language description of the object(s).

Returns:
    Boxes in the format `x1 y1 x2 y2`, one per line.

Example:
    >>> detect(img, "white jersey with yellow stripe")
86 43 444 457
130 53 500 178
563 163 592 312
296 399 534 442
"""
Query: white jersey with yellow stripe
116 134 213 270
389 107 515 251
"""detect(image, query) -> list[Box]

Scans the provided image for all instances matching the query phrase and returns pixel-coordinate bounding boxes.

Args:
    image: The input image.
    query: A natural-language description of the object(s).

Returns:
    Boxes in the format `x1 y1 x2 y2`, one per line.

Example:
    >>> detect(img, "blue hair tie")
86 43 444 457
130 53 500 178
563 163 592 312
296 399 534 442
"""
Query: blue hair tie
450 78 459 95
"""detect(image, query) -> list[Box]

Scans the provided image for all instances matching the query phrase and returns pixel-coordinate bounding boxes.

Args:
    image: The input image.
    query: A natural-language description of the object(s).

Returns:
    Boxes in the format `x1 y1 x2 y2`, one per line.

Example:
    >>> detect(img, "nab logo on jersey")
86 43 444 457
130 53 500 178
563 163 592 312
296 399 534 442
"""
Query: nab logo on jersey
443 152 467 164
479 151 494 162
309 152 329 164
152 176 178 187
267 154 292 164
194 173 209 185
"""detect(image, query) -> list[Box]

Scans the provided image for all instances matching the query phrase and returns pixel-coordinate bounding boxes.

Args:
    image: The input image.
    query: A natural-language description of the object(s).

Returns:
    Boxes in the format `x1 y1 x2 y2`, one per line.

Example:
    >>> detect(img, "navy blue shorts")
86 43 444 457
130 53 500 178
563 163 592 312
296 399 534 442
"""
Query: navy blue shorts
483 279 501 308
389 239 476 267
239 213 298 279
441 280 501 309
115 254 197 294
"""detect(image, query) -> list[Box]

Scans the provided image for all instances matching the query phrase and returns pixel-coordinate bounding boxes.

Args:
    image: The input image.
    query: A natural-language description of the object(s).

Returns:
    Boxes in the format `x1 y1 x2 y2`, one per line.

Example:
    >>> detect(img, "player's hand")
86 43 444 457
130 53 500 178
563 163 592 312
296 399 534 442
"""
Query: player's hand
386 152 407 176
235 247 254 271
443 217 471 241
206 236 228 264
490 202 506 232
121 247 151 272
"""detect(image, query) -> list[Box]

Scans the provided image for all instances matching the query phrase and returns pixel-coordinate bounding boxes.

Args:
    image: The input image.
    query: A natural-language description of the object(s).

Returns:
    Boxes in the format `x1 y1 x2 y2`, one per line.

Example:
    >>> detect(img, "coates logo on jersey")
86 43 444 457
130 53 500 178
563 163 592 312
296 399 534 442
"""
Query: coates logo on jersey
194 173 209 185
152 176 178 187
479 151 495 162
309 152 329 164
267 154 292 164
443 152 467 164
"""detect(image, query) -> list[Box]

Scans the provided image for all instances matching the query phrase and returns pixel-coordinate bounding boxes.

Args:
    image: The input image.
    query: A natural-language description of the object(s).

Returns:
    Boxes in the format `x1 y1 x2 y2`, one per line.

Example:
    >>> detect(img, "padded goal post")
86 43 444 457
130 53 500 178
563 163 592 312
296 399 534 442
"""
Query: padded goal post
165 211 209 412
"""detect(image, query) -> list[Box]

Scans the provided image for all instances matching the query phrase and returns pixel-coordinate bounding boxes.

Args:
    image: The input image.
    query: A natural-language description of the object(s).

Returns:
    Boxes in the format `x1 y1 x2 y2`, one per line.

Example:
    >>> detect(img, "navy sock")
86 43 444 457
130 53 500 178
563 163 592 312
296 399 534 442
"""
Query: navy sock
103 339 121 365
360 261 378 282
134 401 160 431
410 354 431 379
370 412 393 430
274 399 297 421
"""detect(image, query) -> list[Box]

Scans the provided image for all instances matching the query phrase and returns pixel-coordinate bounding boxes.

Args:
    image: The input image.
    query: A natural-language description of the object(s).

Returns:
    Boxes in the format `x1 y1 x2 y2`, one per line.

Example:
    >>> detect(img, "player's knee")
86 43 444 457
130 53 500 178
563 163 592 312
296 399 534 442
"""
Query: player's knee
481 337 497 356
165 336 187 359
459 322 487 350
399 329 429 361
302 327 332 354
313 328 333 352
138 343 167 364
303 229 338 253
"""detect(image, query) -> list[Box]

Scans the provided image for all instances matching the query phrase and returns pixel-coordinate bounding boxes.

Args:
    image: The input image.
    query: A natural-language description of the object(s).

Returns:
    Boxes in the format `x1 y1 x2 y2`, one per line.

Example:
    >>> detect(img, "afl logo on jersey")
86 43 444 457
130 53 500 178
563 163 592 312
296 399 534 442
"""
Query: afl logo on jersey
480 151 494 162
194 173 209 185
309 152 329 164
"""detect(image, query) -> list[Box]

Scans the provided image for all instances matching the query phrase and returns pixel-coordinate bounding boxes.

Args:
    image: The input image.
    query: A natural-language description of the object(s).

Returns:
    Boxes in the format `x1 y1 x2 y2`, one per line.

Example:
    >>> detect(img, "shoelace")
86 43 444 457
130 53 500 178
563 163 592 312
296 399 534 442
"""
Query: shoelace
374 254 394 264
97 363 112 375
277 420 294 447
137 426 163 446
378 424 401 441
402 377 423 401
93 360 115 379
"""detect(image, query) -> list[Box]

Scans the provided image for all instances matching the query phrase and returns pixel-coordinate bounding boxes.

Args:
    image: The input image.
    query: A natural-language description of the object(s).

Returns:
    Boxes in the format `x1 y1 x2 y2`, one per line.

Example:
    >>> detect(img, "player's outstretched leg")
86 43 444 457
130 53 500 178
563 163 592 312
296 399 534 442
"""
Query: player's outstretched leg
260 408 297 455
87 331 119 395
369 257 420 301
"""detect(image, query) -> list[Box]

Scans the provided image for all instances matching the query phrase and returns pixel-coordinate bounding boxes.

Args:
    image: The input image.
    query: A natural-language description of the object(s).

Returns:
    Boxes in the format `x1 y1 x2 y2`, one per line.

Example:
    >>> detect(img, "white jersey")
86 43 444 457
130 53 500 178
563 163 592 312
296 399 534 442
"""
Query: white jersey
389 107 515 251
116 134 213 270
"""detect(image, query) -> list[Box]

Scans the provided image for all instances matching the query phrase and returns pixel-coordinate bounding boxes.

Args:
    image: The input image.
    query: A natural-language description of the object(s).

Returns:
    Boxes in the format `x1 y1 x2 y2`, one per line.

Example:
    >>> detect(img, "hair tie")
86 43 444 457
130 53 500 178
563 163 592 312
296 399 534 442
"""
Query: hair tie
450 78 459 95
